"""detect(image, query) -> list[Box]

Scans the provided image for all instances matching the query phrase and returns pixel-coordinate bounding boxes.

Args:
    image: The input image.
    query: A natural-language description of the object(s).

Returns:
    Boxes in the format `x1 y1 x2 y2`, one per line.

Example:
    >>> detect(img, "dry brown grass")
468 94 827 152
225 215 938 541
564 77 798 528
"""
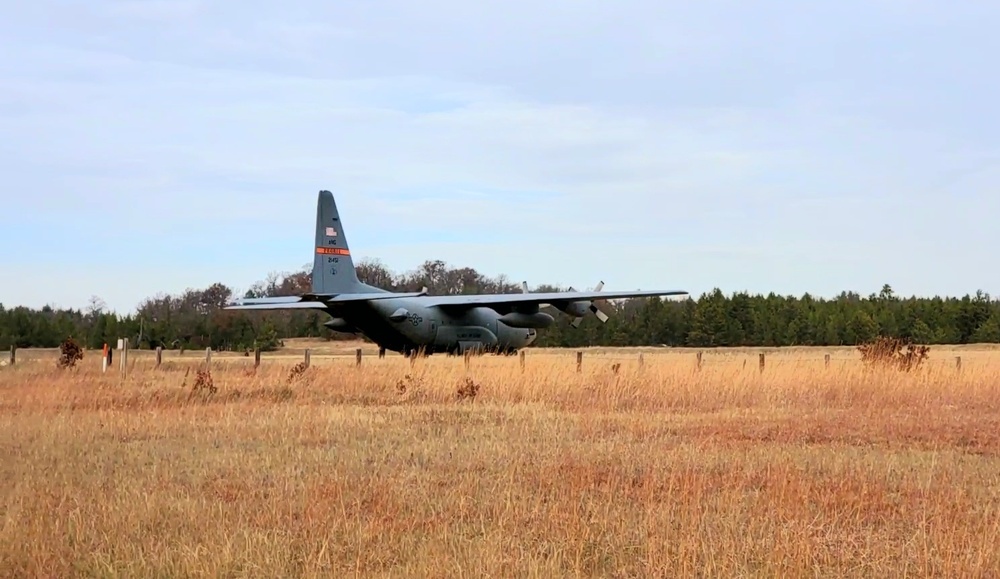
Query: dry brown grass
2 344 1000 577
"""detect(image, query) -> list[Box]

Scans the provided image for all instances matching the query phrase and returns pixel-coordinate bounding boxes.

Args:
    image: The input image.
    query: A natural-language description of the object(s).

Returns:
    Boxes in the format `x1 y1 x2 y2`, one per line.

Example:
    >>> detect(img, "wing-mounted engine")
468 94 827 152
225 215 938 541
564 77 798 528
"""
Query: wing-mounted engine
497 290 556 328
559 281 612 328
521 280 613 328
323 317 358 333
497 311 555 328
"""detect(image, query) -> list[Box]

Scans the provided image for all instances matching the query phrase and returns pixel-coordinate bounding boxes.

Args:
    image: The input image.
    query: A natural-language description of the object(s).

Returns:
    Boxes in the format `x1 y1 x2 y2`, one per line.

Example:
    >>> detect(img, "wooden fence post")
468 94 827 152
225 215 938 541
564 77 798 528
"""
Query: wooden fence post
956 356 962 371
638 352 644 369
254 347 261 367
696 351 703 371
464 350 471 370
520 350 526 372
378 347 385 359
155 347 163 367
205 347 211 369
356 348 362 367
120 339 129 379
576 351 583 373
824 354 830 369
304 349 311 368
759 353 765 373
8 345 14 366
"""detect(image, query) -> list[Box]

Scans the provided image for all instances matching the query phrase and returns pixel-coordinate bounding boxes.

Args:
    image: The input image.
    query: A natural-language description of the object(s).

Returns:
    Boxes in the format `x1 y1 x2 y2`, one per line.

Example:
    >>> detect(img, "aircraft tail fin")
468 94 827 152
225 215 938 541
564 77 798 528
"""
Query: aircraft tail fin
311 190 364 294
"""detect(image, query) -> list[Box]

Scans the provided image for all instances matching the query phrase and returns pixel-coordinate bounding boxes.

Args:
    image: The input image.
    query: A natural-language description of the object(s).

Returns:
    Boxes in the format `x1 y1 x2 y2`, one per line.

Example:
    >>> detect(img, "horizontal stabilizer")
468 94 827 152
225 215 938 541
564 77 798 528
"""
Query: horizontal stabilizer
232 296 308 305
302 288 427 303
225 289 428 311
224 301 330 311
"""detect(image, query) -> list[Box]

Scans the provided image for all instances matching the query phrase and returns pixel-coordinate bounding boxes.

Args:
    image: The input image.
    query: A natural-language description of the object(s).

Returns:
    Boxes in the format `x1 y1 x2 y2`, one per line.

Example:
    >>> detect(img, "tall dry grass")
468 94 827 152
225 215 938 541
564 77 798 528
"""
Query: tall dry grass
2 347 999 577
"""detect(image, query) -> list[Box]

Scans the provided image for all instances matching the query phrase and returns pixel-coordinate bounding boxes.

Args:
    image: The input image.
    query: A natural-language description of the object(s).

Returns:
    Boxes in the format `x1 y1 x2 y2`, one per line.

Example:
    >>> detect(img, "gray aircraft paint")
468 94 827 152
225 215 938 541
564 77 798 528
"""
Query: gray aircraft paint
311 190 383 296
226 190 689 356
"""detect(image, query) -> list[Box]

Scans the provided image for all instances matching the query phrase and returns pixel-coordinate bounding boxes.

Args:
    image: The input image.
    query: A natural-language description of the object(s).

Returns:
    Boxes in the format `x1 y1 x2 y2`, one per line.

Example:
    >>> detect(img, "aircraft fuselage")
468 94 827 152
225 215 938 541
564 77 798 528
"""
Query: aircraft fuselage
330 298 538 355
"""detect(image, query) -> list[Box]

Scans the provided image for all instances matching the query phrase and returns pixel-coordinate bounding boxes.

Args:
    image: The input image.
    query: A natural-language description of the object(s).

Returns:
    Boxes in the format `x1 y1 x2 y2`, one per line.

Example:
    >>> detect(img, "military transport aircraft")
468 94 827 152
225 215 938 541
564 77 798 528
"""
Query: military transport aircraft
225 191 689 356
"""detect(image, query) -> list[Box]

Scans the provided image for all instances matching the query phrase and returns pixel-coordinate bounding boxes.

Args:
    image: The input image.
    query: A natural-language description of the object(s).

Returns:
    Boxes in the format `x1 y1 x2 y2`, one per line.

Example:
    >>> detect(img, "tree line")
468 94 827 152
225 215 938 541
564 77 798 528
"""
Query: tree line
2 258 999 351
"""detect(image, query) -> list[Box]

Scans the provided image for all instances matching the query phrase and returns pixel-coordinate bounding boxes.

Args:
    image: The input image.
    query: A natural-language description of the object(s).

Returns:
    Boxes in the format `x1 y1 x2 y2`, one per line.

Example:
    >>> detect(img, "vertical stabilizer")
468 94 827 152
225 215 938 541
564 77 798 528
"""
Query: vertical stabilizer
311 190 363 294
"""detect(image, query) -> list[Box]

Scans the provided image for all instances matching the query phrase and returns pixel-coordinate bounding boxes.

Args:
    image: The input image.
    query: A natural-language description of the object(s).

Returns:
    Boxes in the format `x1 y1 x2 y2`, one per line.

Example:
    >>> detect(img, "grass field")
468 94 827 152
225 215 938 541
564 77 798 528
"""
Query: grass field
2 339 1000 577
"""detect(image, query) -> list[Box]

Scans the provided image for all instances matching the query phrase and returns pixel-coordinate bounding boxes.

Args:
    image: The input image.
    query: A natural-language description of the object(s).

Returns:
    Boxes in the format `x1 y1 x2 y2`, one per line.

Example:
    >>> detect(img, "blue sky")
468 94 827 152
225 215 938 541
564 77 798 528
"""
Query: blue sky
2 1 999 313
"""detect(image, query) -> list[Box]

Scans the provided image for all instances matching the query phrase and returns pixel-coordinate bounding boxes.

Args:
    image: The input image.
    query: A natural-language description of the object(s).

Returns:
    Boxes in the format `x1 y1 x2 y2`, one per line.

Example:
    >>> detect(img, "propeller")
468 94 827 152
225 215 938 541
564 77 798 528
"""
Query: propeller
523 280 613 328
568 280 611 328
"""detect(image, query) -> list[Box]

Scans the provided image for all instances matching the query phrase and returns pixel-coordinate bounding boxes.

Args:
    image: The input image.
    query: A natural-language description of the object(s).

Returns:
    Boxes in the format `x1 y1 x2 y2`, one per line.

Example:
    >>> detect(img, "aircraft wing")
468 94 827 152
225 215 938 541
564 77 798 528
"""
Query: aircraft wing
421 289 689 313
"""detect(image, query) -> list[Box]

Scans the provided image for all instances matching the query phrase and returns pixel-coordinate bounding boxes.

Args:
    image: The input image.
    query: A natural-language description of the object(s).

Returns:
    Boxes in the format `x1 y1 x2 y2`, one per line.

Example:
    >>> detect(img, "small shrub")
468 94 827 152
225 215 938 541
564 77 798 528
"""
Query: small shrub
857 336 930 372
456 377 480 401
191 369 217 394
57 337 84 369
287 362 309 384
395 374 423 397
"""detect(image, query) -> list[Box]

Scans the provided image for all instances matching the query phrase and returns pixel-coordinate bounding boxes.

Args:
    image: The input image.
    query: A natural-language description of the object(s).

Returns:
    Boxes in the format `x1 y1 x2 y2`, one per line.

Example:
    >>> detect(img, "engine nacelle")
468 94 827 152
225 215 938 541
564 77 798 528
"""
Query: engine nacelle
498 311 554 329
559 301 591 317
323 317 356 332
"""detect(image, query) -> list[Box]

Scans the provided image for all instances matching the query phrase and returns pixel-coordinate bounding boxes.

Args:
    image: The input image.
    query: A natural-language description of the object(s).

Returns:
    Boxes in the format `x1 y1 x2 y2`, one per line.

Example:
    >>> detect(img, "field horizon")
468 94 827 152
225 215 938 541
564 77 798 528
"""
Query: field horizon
2 342 999 576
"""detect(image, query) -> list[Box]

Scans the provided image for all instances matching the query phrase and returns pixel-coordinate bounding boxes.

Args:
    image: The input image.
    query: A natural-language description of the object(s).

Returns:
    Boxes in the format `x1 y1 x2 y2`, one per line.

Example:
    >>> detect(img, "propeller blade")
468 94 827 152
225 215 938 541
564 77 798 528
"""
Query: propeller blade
565 281 610 328
590 280 611 323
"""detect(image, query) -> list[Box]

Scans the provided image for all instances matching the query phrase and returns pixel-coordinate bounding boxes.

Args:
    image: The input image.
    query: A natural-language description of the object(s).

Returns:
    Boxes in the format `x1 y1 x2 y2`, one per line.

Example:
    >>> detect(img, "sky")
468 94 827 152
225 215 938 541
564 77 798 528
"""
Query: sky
2 1 999 314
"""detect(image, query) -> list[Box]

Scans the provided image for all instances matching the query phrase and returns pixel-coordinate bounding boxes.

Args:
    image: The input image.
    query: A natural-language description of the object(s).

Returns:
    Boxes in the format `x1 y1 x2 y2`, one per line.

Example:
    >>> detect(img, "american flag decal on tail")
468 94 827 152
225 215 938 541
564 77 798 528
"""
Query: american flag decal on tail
325 227 337 237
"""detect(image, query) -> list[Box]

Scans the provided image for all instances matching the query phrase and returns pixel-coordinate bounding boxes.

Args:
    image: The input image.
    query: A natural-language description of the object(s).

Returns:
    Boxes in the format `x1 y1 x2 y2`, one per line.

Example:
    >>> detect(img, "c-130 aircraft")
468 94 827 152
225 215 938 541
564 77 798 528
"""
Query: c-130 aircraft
225 191 689 356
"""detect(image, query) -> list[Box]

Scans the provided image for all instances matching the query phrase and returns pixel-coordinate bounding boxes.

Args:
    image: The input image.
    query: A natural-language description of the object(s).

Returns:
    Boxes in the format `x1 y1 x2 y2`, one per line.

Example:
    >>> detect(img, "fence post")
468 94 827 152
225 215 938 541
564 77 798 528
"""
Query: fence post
378 346 385 359
520 350 526 372
464 350 471 370
638 352 644 369
759 352 765 373
120 339 129 379
155 347 163 367
696 351 703 371
9 345 14 366
824 354 830 369
254 347 261 367
955 356 962 371
576 351 583 373
304 349 311 368
205 347 211 369
356 348 362 367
